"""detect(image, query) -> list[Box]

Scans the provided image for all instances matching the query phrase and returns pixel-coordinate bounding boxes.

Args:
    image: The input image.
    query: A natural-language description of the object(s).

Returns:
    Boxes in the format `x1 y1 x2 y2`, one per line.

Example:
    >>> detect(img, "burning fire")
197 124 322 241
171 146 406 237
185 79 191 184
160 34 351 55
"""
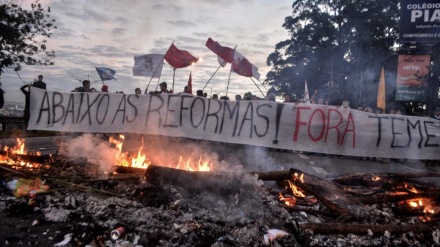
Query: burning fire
288 180 306 198
176 156 212 171
404 182 419 193
110 135 151 169
110 135 212 172
279 173 306 207
407 198 436 214
0 138 43 169
279 193 297 206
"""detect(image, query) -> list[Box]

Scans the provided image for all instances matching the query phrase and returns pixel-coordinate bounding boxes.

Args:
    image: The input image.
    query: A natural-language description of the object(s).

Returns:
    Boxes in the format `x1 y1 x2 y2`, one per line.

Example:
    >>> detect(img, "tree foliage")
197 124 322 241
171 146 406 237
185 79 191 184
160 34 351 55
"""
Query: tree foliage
0 0 56 78
266 0 399 107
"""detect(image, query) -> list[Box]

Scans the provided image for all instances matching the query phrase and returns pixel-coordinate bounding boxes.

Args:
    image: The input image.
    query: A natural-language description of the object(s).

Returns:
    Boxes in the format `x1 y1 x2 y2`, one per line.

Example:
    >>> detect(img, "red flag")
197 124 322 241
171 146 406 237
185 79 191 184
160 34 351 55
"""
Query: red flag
205 38 234 64
164 44 199 68
232 51 260 79
187 72 192 94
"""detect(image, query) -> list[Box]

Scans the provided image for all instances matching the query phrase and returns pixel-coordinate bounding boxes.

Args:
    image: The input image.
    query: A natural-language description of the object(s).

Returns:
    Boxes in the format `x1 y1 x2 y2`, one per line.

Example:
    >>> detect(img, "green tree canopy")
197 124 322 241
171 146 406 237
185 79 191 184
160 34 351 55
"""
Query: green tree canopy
0 0 56 80
266 0 399 107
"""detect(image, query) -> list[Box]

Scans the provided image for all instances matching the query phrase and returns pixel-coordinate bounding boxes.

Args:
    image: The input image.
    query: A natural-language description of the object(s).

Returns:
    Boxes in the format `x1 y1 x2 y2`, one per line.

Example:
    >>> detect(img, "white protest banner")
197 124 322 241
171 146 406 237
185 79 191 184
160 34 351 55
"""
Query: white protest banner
29 88 440 160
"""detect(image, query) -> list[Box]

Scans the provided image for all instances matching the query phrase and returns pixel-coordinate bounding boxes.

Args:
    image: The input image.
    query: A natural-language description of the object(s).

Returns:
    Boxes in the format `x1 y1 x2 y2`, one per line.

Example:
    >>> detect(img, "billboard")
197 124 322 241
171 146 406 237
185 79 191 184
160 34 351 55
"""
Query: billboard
395 55 430 102
400 0 440 42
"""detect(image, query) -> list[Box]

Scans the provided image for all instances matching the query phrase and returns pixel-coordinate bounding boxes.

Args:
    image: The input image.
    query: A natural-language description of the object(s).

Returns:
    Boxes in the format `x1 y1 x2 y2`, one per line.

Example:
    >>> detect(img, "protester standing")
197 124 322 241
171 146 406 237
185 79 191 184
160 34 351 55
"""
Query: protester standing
159 82 171 94
20 74 47 130
73 80 97 92
101 84 109 92
20 84 31 130
32 75 47 89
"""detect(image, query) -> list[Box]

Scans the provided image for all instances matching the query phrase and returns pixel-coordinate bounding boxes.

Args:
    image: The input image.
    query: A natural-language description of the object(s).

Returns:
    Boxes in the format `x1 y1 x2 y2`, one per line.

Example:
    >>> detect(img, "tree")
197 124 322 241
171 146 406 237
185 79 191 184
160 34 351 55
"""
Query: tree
266 0 399 107
0 0 56 83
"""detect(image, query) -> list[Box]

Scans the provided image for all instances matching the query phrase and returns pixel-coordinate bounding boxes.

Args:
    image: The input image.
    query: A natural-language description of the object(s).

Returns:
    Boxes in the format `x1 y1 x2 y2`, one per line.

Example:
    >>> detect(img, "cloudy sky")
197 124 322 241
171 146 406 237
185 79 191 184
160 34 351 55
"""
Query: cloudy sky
2 0 293 102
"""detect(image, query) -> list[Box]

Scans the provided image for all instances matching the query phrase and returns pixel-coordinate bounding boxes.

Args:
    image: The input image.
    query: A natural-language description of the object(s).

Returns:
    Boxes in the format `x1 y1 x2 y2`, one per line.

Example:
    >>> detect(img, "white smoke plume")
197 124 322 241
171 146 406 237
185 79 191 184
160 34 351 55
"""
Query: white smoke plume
57 134 118 173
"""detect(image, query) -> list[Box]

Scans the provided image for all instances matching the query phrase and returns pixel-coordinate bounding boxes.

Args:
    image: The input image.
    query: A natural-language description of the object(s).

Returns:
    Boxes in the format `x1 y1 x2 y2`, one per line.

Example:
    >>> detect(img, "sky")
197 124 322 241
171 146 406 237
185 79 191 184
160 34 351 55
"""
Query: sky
2 0 293 103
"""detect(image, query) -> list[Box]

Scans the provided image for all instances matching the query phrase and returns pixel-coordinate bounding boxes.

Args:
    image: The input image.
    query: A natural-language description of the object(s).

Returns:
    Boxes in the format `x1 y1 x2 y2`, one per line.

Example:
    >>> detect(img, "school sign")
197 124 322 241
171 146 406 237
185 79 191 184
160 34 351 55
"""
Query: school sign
400 0 440 43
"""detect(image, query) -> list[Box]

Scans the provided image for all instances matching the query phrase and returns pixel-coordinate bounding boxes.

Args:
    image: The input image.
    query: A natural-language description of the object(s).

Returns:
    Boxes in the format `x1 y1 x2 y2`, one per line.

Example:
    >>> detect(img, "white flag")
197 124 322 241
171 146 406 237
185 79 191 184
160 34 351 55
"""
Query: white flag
133 54 164 78
304 81 311 104
217 56 227 67
232 51 260 79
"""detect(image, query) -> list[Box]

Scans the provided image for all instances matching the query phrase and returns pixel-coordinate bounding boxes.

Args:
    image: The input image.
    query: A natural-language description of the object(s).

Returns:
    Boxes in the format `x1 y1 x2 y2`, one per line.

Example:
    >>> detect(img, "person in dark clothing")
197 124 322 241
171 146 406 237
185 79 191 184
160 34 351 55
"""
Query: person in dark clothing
32 75 47 89
72 80 97 92
21 75 48 130
159 82 172 94
20 84 31 129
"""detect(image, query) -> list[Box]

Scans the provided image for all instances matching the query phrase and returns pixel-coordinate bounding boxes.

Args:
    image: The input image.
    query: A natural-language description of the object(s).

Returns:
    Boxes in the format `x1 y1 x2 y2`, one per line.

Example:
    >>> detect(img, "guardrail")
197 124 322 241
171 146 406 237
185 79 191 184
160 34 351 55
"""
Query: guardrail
0 116 25 131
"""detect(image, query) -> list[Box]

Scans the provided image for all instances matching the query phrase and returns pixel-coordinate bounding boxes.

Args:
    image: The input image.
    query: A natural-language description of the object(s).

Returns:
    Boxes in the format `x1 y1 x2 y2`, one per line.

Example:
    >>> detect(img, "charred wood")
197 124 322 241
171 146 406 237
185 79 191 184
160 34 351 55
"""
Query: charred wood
333 172 440 187
359 191 440 204
144 164 246 195
115 166 146 174
250 170 293 181
254 168 363 221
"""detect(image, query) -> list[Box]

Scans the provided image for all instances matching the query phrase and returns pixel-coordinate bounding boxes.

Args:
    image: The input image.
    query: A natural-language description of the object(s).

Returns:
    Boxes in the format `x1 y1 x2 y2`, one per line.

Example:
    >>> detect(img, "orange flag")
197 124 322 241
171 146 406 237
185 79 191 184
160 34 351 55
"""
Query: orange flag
377 68 386 111
187 72 192 94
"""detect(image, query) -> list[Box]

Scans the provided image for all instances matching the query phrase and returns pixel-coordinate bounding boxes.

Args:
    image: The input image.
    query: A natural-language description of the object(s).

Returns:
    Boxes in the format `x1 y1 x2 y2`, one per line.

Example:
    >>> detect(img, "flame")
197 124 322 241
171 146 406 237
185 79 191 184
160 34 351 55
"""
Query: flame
176 156 212 172
111 135 212 172
279 193 297 207
111 135 150 169
0 138 44 169
404 198 438 222
130 145 150 168
3 138 27 155
288 180 306 198
293 172 304 183
404 182 419 193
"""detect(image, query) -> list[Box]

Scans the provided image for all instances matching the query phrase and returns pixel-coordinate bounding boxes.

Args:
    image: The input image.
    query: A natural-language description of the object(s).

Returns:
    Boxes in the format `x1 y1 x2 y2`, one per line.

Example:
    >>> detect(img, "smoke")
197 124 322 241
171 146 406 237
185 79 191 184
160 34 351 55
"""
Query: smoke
57 134 252 175
57 134 118 173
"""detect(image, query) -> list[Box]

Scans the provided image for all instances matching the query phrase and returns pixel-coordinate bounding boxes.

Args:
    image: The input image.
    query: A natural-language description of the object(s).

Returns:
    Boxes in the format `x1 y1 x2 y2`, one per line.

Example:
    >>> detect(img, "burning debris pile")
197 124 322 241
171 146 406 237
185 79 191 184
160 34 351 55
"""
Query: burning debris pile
0 134 439 246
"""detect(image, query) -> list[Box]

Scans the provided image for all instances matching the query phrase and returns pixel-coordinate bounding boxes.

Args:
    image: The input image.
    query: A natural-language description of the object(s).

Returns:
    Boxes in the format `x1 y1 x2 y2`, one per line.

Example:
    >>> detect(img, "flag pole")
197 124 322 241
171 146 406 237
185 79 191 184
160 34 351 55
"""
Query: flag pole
172 68 176 92
225 63 234 97
202 63 223 91
254 78 267 90
225 46 238 97
145 61 164 94
250 77 266 98
154 76 161 91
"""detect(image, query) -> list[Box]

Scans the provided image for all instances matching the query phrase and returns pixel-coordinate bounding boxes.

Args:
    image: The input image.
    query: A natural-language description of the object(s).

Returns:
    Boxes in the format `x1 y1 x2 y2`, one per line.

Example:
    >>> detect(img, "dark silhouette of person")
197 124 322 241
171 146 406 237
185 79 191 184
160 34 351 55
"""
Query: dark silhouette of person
159 82 171 94
32 75 47 89
72 80 97 92
20 84 31 129
20 75 47 130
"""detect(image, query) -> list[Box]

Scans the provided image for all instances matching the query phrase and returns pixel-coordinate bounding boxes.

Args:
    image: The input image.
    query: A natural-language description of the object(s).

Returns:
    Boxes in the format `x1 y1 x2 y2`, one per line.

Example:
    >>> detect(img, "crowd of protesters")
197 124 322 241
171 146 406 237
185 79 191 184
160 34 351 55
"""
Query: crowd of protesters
67 80 411 117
